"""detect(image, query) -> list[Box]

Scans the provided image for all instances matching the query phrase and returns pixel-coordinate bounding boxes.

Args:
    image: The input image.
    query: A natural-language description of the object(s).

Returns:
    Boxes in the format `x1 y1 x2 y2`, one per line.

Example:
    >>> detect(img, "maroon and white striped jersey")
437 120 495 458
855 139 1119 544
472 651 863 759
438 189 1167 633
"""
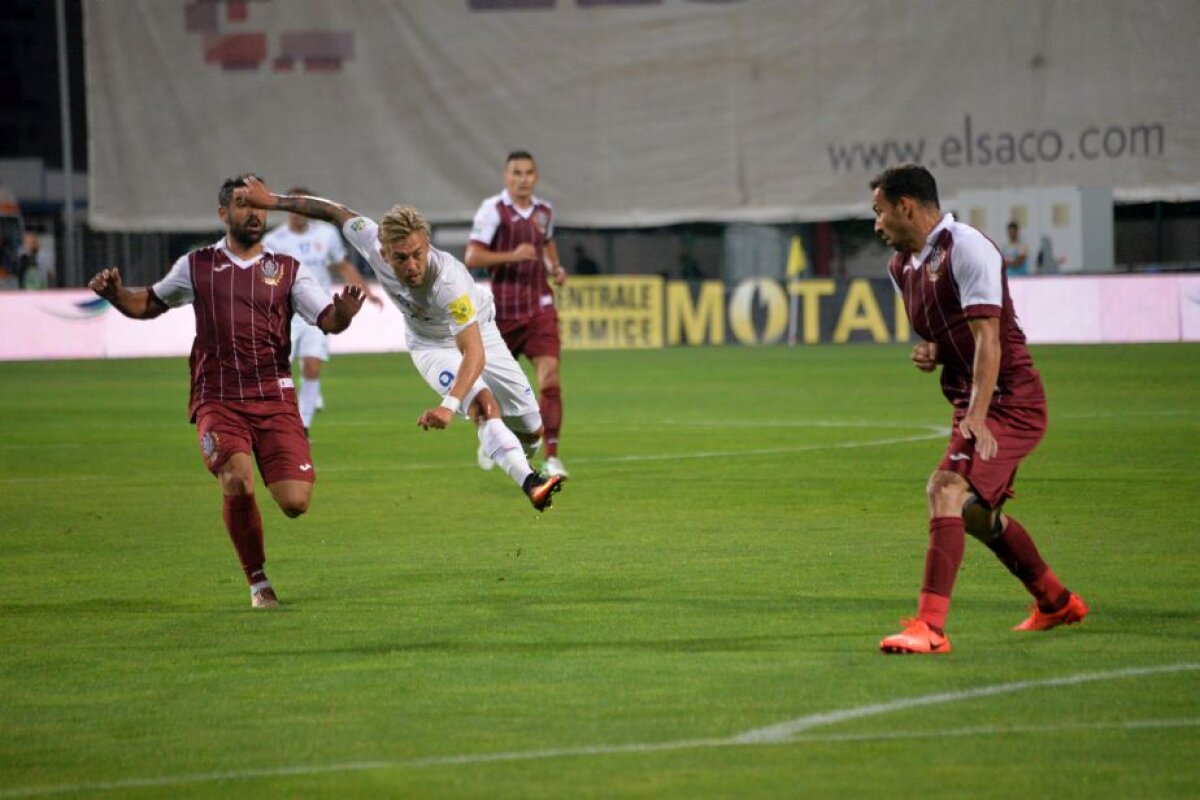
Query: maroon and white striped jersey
150 238 331 419
888 214 1045 413
469 189 556 322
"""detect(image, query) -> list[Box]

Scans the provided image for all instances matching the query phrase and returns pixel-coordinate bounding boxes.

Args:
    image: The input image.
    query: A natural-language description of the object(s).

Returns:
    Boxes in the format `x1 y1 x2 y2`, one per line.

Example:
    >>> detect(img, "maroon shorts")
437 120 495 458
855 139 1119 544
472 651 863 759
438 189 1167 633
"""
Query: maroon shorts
195 400 315 485
497 308 561 360
938 403 1046 508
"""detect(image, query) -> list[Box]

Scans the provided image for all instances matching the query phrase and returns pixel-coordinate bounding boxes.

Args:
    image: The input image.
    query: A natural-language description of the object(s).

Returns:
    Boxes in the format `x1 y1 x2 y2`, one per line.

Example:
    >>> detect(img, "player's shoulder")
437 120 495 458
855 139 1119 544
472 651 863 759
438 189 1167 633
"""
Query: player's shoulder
430 244 469 276
532 194 554 213
475 192 505 215
945 218 1000 266
185 239 225 262
946 217 990 246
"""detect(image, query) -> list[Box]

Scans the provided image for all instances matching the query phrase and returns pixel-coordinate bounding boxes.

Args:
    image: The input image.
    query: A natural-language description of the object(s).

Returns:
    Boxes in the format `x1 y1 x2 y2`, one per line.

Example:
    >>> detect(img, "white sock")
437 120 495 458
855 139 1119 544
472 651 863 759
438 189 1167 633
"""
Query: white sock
478 418 533 487
298 379 320 428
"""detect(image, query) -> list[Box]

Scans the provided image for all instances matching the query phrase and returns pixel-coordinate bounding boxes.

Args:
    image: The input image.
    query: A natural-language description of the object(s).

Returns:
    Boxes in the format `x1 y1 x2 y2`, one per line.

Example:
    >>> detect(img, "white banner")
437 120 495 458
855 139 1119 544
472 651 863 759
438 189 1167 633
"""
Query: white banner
85 0 1200 230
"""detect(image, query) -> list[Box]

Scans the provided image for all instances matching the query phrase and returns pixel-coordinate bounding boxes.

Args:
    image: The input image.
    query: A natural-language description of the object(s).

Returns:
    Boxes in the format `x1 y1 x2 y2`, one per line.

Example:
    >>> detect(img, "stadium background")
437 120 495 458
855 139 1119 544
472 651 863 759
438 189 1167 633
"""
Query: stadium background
0 0 1197 349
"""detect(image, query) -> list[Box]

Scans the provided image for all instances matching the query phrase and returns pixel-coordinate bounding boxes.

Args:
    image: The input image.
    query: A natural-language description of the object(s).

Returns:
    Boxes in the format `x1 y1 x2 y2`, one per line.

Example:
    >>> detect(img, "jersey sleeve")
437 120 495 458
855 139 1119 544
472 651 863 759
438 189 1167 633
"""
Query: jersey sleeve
341 216 383 270
951 232 1003 318
291 261 332 326
149 253 194 307
469 200 501 248
436 256 480 336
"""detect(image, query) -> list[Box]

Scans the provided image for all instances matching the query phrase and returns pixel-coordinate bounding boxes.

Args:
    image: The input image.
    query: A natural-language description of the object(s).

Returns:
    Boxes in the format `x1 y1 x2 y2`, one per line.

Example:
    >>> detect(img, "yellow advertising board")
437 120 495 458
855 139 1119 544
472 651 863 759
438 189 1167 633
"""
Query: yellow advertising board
557 276 664 349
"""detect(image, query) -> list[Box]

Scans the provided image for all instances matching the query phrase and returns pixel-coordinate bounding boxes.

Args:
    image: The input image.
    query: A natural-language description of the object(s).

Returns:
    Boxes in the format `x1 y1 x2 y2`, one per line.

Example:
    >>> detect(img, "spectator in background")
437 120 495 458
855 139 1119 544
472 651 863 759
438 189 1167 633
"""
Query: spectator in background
1001 220 1029 276
17 231 41 289
0 234 15 281
572 244 600 276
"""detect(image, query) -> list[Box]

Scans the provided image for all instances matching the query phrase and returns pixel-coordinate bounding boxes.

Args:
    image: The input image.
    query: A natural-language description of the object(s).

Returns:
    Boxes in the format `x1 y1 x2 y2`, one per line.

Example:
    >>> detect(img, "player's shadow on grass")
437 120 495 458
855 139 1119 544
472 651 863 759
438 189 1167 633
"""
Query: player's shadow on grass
247 634 810 658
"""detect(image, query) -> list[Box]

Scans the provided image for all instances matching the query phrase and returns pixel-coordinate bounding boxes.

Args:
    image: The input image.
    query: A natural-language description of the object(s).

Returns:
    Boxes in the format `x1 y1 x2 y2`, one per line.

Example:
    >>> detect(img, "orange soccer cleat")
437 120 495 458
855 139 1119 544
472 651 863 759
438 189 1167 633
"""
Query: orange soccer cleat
879 618 952 654
1012 592 1089 631
524 472 566 512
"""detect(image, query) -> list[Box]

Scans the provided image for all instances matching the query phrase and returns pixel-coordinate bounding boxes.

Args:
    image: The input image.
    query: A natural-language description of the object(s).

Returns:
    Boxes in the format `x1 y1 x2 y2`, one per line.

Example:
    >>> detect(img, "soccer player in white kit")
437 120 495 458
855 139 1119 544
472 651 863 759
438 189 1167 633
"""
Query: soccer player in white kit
263 189 381 436
237 177 566 511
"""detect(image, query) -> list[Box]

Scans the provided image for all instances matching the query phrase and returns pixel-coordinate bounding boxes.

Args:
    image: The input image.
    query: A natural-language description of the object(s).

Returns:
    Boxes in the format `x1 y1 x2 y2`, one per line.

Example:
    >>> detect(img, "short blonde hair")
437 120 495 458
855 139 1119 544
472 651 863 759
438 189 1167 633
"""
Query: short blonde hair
378 205 432 245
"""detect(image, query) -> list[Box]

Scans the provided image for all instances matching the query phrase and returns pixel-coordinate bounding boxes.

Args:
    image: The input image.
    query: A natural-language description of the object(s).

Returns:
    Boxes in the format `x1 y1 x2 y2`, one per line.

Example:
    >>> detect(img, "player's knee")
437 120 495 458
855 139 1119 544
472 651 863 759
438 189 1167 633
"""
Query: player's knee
470 390 501 422
279 495 309 518
926 470 970 509
217 463 254 496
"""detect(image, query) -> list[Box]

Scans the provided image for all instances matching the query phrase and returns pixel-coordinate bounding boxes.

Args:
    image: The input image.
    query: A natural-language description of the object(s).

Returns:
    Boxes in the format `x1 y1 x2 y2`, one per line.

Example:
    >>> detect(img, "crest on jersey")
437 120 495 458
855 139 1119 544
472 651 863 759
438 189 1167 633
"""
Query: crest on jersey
447 293 475 325
259 257 283 286
533 210 550 235
200 430 221 466
926 248 946 279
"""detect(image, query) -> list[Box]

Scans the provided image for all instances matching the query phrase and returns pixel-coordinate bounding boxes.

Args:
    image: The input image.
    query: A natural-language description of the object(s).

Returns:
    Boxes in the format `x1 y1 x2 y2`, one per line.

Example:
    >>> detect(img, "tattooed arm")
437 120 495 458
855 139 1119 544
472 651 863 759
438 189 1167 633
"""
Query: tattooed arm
237 175 359 227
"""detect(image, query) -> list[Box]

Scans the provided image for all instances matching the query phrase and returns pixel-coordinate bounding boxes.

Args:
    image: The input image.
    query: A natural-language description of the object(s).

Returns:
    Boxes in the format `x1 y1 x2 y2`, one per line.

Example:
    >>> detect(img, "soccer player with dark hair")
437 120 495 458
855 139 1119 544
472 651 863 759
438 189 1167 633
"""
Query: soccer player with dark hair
88 173 365 608
465 151 569 478
870 163 1087 654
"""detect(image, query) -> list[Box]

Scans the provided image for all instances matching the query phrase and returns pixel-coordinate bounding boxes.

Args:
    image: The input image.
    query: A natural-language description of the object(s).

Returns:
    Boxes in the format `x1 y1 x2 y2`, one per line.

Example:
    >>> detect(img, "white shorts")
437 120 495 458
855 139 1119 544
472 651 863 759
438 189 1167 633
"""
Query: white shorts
291 317 330 362
410 323 542 435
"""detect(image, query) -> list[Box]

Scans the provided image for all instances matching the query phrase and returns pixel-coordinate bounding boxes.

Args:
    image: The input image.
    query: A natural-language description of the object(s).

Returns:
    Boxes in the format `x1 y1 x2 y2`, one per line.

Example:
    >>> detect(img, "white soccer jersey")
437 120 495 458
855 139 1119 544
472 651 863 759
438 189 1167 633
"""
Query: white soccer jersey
263 220 348 293
341 216 496 349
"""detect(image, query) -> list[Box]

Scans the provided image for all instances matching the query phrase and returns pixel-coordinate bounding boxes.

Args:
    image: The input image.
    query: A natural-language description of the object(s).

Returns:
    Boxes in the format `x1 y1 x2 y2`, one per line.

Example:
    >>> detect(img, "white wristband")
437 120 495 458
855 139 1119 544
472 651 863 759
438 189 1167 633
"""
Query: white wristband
439 395 460 414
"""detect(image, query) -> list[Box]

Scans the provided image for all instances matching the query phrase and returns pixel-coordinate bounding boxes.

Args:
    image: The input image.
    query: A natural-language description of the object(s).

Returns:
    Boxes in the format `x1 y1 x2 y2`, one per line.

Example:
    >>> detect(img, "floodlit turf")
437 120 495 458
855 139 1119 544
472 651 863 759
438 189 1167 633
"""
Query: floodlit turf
1 344 1198 799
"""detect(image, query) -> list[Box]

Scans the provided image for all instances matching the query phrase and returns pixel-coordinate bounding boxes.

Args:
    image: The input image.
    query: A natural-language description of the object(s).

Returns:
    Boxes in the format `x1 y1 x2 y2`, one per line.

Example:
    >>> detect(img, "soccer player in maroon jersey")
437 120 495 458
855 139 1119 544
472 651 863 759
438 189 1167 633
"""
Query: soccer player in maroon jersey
88 174 364 609
869 164 1088 654
466 151 569 478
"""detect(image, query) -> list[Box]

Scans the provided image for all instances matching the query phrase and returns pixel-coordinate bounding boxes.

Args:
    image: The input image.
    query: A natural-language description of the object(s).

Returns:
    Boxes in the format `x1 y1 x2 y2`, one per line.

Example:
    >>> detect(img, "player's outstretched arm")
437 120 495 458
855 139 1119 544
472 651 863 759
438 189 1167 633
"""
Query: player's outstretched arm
88 267 168 319
318 284 365 334
238 176 359 228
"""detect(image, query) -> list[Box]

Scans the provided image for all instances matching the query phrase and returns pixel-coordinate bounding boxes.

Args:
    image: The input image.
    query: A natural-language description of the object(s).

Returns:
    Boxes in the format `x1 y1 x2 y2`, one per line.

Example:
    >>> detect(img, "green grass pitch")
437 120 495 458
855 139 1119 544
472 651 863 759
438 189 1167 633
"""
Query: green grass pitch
1 344 1198 798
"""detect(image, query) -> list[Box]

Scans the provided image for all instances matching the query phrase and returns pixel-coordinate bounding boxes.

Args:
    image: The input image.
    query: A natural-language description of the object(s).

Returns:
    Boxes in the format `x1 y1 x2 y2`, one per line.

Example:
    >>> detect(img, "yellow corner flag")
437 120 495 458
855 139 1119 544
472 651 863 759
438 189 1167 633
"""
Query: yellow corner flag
787 234 808 277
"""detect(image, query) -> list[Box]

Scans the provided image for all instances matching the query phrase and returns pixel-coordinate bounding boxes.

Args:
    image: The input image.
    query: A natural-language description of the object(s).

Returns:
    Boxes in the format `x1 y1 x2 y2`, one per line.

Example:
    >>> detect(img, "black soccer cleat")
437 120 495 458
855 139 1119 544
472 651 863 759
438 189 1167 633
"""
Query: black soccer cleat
524 472 566 512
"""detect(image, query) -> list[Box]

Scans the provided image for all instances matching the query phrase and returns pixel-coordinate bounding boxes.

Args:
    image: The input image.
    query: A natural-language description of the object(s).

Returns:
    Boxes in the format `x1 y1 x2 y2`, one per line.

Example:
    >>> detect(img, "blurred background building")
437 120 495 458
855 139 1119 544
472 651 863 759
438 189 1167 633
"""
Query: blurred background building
2 0 1197 290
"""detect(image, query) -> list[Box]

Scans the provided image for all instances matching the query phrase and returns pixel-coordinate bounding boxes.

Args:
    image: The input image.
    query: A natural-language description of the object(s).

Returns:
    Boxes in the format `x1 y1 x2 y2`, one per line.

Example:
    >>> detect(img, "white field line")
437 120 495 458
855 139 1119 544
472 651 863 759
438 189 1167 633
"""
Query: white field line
731 662 1200 743
2 663 1197 799
0 423 949 486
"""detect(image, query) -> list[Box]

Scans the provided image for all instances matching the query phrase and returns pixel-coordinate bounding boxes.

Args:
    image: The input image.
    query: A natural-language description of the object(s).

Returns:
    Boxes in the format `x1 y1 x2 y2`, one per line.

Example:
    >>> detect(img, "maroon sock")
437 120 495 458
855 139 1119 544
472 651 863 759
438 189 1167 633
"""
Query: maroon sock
918 516 965 631
985 517 1068 611
540 385 562 458
222 494 266 585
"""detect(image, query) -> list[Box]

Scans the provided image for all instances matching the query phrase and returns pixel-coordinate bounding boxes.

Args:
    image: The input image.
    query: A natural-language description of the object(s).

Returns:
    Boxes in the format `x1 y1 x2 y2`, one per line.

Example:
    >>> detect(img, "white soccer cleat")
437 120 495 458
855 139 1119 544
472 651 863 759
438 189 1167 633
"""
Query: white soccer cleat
250 581 279 609
476 443 495 471
544 456 569 478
